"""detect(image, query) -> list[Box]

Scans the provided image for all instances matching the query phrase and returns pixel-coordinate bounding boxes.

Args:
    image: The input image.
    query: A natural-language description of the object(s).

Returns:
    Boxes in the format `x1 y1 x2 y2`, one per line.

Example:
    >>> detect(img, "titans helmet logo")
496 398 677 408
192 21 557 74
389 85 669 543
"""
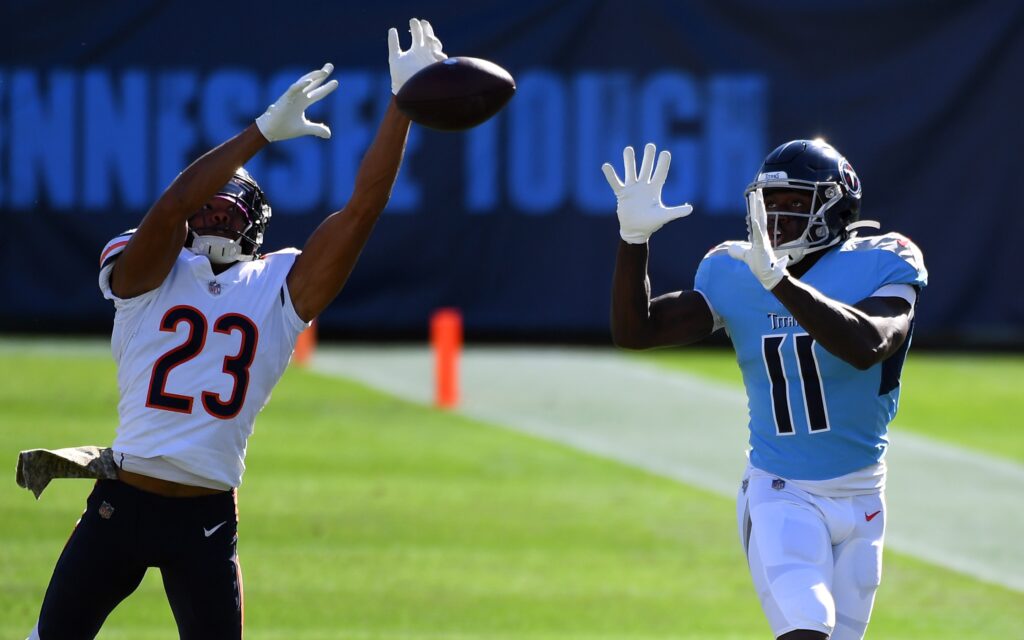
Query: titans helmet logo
839 159 862 196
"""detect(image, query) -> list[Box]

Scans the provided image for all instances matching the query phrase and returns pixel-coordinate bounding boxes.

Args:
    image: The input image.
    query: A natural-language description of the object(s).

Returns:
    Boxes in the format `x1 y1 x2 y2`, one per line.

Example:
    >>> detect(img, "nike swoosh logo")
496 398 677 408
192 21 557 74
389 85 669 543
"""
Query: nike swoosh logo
204 521 227 537
865 510 882 522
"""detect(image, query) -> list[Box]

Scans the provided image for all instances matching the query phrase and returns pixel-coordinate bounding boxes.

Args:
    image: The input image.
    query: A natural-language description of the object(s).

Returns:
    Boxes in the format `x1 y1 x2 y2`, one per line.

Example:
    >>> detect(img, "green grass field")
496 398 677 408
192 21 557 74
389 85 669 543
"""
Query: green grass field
1 339 1022 638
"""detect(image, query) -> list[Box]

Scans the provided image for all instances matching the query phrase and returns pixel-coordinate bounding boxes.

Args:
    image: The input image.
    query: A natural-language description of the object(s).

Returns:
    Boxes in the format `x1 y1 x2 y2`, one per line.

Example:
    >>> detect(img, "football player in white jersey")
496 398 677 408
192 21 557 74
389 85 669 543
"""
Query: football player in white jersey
28 18 447 640
604 139 927 640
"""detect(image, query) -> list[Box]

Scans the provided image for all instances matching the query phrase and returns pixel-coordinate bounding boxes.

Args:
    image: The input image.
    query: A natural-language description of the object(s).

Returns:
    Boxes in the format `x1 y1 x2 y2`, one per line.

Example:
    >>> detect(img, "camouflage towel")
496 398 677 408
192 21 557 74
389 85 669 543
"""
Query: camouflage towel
16 446 119 499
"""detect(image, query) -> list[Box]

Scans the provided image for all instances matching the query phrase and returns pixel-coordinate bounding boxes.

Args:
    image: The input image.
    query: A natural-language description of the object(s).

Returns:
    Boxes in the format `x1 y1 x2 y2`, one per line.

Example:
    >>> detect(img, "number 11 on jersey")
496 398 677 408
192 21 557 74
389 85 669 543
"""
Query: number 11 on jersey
761 333 830 436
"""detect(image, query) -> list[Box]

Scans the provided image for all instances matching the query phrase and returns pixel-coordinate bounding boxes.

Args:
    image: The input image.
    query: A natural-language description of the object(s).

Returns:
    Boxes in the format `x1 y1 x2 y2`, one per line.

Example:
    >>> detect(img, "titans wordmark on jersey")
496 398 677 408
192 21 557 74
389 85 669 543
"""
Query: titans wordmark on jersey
695 233 927 481
98 232 309 488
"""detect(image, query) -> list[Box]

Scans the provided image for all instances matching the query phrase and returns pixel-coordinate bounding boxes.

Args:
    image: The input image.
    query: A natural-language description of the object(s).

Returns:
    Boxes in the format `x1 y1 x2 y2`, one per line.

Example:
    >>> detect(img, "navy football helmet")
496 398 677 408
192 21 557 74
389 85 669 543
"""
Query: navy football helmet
187 167 272 264
744 139 865 263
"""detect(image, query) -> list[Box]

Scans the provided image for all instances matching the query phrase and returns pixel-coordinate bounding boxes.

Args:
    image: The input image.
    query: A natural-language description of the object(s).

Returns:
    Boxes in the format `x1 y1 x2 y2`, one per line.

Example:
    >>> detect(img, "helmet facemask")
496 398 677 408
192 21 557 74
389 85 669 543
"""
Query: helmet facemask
187 169 271 264
744 179 846 265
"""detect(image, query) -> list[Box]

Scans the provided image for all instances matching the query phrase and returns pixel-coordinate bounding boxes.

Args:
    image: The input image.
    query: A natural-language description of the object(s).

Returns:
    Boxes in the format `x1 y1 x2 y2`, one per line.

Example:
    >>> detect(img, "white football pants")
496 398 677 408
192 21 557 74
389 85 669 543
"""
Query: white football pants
737 466 885 640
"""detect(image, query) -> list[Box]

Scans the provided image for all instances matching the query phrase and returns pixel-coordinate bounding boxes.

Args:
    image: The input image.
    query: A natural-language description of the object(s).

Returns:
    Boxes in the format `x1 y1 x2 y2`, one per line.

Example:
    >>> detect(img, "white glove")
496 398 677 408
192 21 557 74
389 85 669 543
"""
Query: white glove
255 63 339 142
727 190 790 290
602 143 693 244
388 18 447 95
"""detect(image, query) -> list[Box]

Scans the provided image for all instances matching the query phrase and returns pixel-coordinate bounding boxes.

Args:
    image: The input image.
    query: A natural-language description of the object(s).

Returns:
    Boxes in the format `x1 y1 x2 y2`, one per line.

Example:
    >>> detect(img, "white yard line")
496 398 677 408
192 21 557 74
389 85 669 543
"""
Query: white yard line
312 345 1024 593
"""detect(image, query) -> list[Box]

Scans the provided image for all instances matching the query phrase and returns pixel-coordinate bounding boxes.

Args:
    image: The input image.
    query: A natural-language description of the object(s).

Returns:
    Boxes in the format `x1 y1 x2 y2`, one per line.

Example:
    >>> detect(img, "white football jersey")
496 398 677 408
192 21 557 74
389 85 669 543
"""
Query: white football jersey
98 232 310 488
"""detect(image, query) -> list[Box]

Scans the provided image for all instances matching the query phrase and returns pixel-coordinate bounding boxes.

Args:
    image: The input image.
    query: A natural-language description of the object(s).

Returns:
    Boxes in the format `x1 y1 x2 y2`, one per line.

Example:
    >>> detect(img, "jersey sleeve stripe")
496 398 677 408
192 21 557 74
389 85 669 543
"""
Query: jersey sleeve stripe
871 283 918 307
99 240 130 267
100 252 123 271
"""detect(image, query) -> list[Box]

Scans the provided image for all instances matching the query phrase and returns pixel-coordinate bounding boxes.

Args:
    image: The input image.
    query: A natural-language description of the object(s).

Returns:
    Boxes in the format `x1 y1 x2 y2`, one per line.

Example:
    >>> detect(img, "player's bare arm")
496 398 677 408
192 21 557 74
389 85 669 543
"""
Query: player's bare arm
286 100 411 322
611 241 715 349
772 276 912 369
110 127 269 298
729 188 913 370
605 144 714 349
286 19 446 322
110 65 338 299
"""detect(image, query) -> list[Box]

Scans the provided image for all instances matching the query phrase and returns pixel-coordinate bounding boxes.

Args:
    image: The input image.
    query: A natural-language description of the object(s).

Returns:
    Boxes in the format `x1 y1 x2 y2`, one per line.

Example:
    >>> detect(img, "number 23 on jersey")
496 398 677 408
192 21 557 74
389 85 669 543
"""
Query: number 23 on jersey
146 305 259 419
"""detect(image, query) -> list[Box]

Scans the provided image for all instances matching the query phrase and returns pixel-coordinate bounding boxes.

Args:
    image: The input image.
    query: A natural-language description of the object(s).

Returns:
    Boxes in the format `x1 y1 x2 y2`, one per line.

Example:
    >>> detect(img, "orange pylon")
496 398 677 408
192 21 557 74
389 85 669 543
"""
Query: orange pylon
431 308 462 408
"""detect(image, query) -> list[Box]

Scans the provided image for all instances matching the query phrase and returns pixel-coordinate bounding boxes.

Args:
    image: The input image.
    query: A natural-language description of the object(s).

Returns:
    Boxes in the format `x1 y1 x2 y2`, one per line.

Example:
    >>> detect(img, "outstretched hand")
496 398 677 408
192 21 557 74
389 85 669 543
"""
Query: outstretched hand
727 190 790 290
388 18 447 95
255 63 339 142
602 143 693 244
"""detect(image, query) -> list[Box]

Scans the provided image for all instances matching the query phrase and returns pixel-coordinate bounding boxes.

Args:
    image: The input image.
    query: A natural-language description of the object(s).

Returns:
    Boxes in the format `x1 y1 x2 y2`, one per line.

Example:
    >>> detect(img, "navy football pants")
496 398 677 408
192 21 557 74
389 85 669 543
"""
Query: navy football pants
36 479 242 639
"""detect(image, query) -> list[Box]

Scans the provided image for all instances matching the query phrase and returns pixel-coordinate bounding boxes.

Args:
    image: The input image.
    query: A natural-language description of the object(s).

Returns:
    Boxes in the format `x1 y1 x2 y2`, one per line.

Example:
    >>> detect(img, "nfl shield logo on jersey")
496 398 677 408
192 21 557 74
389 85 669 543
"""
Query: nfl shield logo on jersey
98 501 115 519
771 478 786 491
208 281 222 296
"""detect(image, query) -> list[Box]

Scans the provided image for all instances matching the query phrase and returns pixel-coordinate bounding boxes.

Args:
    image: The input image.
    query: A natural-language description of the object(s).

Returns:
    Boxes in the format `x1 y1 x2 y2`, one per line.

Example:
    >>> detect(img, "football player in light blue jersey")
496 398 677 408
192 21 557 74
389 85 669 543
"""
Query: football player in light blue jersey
604 139 927 640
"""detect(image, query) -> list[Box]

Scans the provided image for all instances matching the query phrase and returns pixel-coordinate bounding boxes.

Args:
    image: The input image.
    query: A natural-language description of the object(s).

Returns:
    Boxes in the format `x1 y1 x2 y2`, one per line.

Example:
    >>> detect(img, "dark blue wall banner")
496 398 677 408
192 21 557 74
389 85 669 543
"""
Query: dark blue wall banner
2 1 1022 343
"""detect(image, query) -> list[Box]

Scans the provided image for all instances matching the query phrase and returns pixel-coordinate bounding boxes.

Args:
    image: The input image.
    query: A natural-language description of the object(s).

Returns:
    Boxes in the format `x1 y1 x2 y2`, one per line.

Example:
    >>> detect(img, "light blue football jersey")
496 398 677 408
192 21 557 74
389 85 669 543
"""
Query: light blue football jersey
694 233 928 480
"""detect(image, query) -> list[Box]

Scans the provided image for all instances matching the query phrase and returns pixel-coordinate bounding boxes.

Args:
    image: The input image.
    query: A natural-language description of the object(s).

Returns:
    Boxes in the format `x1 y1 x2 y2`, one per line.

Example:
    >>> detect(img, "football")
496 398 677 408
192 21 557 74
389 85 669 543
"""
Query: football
396 57 516 131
